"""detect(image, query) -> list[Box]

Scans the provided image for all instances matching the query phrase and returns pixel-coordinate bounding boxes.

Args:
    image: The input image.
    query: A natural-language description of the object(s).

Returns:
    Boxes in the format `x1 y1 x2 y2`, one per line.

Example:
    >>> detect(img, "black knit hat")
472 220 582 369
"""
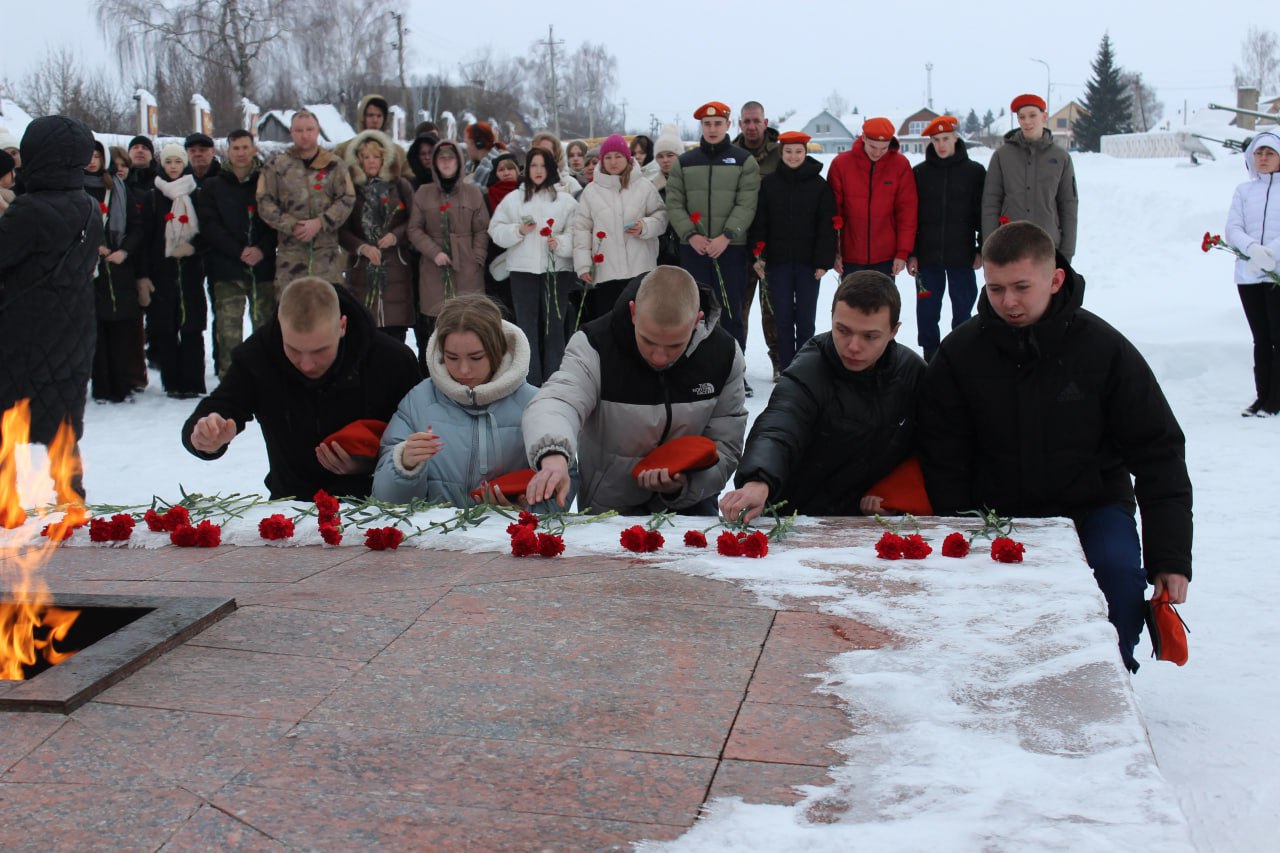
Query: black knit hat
0 149 14 181
128 135 155 154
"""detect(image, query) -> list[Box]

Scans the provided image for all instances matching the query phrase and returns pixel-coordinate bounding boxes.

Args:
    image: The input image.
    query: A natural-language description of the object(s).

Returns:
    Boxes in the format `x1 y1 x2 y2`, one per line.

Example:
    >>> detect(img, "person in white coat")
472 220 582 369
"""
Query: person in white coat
488 148 578 385
1226 130 1280 416
571 134 668 323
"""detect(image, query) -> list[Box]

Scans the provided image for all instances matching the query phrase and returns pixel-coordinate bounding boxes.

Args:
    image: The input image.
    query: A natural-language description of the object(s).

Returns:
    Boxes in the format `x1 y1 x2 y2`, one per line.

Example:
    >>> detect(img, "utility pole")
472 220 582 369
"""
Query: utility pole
925 63 933 111
620 98 628 134
390 12 409 130
538 25 564 137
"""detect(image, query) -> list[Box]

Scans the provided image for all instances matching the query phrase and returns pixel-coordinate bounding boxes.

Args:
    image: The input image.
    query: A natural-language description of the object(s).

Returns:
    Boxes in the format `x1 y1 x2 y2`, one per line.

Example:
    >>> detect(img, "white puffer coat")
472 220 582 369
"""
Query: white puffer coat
570 163 668 282
487 186 577 274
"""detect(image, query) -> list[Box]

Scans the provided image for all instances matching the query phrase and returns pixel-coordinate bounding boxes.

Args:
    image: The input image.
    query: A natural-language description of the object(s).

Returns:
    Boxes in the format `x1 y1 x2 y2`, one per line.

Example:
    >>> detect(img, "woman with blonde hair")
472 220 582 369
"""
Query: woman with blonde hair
340 129 415 340
373 293 537 505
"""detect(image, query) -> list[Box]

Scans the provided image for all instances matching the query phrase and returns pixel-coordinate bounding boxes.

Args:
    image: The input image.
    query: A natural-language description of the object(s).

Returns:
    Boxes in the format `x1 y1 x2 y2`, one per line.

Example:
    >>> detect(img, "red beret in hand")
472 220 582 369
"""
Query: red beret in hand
865 456 934 516
323 419 388 459
632 435 718 479
1145 590 1190 666
470 468 537 503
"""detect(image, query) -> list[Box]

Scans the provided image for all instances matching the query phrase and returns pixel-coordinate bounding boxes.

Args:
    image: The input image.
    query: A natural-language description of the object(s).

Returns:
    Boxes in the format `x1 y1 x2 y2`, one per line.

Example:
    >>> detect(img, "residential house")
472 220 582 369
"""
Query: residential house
895 108 940 155
799 109 856 154
257 105 357 146
1049 101 1087 149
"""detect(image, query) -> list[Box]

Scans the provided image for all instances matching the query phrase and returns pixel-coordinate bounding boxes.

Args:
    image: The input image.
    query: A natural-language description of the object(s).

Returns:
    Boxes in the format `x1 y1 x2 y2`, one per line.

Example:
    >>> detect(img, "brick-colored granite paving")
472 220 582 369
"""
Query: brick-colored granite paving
0 518 1137 850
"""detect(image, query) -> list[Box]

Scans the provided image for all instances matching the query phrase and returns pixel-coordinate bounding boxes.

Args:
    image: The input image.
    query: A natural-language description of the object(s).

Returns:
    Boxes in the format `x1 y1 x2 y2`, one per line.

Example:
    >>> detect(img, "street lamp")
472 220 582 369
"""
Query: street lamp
1030 58 1051 114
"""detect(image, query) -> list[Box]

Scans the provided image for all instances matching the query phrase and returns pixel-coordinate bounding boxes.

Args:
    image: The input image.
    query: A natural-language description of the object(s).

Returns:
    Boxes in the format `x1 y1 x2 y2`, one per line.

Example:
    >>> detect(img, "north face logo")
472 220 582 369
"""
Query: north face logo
722 157 737 164
692 383 715 396
1057 381 1084 402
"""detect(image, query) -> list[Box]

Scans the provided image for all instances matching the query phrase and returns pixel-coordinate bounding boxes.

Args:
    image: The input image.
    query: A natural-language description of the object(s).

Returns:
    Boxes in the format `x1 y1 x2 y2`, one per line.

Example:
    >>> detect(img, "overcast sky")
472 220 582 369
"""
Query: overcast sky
1 1 1252 135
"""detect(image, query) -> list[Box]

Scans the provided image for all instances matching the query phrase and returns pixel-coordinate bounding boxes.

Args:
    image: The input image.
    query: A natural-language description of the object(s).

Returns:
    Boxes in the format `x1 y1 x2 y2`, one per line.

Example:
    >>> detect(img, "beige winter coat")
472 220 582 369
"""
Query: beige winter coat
570 164 667 282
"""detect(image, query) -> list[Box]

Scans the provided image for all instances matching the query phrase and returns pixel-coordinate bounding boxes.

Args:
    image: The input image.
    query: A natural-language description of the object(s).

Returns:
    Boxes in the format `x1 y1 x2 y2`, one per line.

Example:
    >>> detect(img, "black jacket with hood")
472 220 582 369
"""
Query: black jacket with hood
181 285 421 499
917 257 1193 578
735 335 924 515
197 159 277 285
748 154 837 270
0 116 103 443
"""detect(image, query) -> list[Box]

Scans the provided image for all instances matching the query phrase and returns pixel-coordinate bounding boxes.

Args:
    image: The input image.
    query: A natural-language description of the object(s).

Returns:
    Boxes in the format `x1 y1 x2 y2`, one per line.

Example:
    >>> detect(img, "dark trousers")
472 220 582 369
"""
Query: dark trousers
681 244 746 348
742 268 778 365
916 266 979 357
1076 503 1148 672
149 283 207 395
1238 283 1280 410
91 317 142 402
768 262 820 371
584 278 629 326
511 270 572 386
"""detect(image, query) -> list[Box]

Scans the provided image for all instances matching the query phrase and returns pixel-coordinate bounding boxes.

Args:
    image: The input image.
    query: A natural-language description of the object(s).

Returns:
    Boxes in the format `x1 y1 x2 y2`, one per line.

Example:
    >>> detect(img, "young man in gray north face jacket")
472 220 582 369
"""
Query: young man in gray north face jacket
522 266 747 515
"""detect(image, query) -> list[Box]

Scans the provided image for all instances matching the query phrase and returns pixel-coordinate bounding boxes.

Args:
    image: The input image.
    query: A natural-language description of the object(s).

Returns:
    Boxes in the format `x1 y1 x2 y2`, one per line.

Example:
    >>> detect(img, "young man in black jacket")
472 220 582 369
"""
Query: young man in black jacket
198 129 277 378
917 221 1192 672
182 278 420 499
720 271 924 522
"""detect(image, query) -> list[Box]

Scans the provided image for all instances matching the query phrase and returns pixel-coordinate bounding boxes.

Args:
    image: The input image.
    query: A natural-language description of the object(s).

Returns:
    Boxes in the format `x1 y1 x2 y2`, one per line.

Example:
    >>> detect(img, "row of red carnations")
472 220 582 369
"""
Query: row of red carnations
875 530 1026 562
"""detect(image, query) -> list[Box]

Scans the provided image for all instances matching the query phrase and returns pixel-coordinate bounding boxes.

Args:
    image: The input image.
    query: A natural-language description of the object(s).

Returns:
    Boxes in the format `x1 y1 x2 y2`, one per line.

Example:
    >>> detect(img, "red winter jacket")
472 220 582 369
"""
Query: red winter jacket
828 137 918 266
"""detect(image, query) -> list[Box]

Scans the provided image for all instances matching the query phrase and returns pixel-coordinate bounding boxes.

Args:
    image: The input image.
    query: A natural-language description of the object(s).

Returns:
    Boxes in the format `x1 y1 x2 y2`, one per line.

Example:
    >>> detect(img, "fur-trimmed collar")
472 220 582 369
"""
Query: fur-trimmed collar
344 128 401 186
425 320 531 407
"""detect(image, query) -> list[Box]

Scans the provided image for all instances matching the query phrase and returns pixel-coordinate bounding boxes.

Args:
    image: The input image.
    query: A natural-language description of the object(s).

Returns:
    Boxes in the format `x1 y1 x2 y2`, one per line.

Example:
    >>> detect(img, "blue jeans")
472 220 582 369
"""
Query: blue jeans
768 262 820 371
1076 504 1149 672
681 244 746 348
916 265 978 356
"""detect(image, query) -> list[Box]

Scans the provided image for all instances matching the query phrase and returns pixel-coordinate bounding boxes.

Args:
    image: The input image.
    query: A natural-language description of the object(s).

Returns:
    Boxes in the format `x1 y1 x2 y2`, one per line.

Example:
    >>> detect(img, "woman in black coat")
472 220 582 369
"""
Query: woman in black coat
0 116 102 457
84 139 145 403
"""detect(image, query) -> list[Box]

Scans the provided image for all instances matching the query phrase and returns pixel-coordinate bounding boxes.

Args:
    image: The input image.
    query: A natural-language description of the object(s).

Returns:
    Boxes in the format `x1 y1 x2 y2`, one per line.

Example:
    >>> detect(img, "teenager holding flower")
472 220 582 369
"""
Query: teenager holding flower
488 148 578 385
139 143 206 398
85 139 145 403
1225 130 1280 416
571 134 668 322
373 294 538 505
407 140 490 370
747 130 836 372
340 129 416 341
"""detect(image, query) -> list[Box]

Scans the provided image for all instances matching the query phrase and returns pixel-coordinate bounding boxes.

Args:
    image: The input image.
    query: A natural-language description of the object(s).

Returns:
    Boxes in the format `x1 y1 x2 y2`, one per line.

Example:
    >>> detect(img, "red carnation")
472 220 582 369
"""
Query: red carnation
545 218 555 226
592 253 604 264
902 534 932 559
595 230 607 239
41 523 75 541
991 537 1026 563
193 520 221 547
143 508 165 531
998 215 1010 226
689 212 702 225
917 290 932 299
716 530 742 556
741 530 769 558
247 205 256 214
941 532 970 558
258 514 295 541
313 489 340 518
620 525 649 552
146 505 190 533
644 529 665 551
517 511 539 527
539 226 552 237
683 530 707 548
832 215 843 231
88 513 134 542
1200 231 1213 252
99 202 109 214
537 532 565 557
439 203 451 212
169 524 198 547
178 214 189 224
398 201 406 210
381 197 390 205
319 520 343 546
510 524 538 557
364 527 405 551
875 531 905 560
313 183 324 191
88 518 112 542
164 212 176 221
753 241 765 257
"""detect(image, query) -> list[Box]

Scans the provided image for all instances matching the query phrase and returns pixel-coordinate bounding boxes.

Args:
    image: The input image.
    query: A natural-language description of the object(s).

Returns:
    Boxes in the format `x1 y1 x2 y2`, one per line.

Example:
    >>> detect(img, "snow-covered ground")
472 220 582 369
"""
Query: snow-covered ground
11 147 1280 849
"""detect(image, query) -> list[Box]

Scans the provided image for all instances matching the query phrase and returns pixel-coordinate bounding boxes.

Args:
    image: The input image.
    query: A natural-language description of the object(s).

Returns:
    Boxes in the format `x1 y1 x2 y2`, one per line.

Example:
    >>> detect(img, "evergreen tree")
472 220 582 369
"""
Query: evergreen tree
1074 33 1134 152
982 109 996 135
964 109 981 135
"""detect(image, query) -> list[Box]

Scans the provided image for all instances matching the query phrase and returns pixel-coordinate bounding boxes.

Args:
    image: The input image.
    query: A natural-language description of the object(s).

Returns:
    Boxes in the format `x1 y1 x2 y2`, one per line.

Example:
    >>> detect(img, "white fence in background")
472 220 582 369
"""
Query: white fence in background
1100 132 1185 159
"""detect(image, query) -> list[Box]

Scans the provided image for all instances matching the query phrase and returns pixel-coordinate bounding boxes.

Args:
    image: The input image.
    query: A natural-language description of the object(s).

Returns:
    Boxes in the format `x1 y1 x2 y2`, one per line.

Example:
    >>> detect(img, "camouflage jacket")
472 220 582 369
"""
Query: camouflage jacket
256 146 355 282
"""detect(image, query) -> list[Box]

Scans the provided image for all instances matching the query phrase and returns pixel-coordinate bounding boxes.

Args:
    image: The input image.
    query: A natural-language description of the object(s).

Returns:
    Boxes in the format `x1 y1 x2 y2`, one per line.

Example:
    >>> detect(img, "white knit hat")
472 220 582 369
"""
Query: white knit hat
654 124 683 157
0 127 18 152
159 142 189 166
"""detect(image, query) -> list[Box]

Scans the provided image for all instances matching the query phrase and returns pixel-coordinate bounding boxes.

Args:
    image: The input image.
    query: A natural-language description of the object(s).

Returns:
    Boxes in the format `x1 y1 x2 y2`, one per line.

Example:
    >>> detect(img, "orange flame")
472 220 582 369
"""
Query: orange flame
0 399 83 681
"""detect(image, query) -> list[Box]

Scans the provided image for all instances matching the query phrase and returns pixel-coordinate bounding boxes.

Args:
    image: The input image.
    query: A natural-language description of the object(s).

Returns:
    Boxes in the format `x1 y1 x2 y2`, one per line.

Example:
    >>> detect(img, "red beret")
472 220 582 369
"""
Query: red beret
694 101 731 121
861 117 896 141
921 115 959 137
323 419 387 459
469 468 537 503
1010 94 1047 114
777 131 811 146
632 435 719 479
864 456 934 516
